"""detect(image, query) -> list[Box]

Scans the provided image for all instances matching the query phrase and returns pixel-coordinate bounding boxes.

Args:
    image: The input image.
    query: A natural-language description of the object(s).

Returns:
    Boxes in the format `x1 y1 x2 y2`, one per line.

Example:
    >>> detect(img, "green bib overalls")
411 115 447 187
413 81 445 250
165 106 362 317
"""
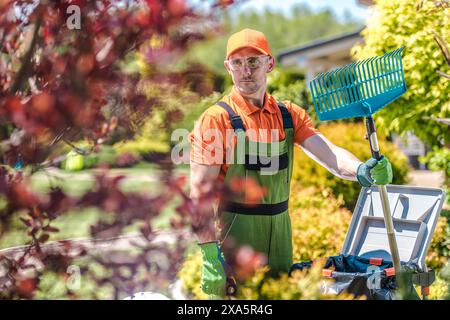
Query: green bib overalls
217 100 294 275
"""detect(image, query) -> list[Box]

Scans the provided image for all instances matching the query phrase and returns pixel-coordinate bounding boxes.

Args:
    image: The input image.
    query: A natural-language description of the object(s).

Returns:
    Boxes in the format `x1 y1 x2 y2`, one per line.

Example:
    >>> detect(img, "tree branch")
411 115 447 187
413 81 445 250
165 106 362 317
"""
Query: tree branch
9 14 42 94
437 70 450 79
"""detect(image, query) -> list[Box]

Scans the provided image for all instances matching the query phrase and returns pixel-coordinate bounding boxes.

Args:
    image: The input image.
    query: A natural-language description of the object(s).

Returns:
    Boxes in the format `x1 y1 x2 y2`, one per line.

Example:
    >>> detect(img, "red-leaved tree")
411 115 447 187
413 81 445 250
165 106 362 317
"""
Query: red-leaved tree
0 0 241 299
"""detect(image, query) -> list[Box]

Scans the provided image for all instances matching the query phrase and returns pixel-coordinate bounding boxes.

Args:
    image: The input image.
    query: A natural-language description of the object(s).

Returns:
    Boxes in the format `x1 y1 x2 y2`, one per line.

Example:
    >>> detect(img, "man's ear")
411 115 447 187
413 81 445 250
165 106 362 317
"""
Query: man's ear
224 60 232 74
266 56 275 73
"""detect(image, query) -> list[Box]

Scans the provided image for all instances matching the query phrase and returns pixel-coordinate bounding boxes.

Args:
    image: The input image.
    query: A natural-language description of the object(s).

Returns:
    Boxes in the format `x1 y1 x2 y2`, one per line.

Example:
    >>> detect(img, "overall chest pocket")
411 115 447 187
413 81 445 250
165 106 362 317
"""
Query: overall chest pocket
244 152 290 203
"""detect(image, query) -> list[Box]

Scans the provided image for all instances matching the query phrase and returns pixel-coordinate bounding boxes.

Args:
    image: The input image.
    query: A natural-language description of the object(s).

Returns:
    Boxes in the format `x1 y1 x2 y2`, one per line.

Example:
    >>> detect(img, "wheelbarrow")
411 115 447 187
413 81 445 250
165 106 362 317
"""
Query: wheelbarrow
290 185 446 299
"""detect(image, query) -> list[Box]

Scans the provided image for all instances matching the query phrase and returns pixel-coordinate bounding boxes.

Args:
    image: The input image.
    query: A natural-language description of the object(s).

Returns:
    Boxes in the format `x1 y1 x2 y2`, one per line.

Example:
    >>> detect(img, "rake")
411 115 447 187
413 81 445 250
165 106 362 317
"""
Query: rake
309 47 407 275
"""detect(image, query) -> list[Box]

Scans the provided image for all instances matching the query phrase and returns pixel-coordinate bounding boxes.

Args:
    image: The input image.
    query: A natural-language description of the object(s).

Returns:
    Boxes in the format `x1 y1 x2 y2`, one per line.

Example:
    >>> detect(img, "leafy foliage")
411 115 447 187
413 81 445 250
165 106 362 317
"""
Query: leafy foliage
0 0 232 299
113 90 223 157
289 186 350 262
352 0 450 173
268 70 318 124
426 215 450 270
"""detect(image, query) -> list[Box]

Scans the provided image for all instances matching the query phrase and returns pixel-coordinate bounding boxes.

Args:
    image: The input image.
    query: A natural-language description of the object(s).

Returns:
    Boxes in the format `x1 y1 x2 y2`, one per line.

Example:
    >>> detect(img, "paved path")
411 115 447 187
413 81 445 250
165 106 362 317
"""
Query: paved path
0 230 192 257
34 167 161 182
407 170 445 189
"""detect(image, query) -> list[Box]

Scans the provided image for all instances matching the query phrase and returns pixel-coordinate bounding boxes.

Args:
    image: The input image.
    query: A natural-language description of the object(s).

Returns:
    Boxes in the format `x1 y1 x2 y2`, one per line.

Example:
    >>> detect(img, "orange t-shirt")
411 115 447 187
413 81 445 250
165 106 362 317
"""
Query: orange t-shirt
189 87 320 181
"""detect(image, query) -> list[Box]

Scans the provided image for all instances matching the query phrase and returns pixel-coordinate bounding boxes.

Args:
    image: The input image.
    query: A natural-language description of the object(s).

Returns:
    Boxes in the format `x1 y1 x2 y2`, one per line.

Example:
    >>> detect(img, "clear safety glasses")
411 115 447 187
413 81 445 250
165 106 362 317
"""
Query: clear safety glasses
227 55 269 71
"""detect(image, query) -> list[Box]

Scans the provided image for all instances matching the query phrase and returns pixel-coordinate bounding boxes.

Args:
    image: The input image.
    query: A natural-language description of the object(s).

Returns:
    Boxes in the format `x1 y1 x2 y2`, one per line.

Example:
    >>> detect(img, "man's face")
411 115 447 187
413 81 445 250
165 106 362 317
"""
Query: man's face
224 47 274 97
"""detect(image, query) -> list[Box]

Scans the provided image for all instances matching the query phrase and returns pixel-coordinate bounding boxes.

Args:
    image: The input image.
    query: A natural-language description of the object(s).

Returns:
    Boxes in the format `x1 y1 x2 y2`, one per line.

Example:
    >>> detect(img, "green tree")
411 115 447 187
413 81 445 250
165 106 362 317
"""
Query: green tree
186 3 362 74
268 69 317 124
352 0 450 184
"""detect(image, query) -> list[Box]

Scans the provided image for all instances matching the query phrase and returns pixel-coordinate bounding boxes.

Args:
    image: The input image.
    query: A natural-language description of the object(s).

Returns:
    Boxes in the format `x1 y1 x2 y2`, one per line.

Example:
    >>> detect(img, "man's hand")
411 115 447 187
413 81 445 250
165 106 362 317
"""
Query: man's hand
199 241 228 296
357 156 393 187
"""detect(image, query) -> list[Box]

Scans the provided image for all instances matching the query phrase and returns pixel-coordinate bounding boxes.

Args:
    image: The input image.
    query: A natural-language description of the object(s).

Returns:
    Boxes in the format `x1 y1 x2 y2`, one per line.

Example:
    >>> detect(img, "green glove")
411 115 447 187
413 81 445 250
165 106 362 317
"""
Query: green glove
357 156 393 187
199 241 227 296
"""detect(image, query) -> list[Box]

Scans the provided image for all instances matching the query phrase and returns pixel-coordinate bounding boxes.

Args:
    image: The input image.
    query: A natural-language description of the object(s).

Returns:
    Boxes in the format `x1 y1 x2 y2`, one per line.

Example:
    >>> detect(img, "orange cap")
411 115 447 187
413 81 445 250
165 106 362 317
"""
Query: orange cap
226 28 272 59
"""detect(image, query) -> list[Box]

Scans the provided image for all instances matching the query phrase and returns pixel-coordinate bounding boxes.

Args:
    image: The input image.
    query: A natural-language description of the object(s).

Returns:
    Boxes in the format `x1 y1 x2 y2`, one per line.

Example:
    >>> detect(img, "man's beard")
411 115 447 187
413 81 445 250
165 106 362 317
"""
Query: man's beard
238 79 259 94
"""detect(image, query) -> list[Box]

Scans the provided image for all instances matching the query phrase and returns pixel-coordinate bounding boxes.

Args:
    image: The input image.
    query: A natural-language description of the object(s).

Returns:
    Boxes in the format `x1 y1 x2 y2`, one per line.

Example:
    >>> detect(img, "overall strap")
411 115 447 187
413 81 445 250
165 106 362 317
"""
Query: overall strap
216 101 246 132
277 101 293 130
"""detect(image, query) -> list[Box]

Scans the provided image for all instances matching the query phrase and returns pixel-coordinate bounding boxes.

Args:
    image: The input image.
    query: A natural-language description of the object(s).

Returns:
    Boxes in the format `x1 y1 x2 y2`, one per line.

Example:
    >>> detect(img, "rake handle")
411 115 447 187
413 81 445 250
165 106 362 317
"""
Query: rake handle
365 116 402 276
365 116 382 160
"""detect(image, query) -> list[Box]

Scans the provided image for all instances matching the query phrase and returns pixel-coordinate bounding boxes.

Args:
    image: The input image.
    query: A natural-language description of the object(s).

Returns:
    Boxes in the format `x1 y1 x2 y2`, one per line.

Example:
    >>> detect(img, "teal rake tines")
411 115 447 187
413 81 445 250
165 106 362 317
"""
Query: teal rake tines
310 47 406 121
309 47 407 276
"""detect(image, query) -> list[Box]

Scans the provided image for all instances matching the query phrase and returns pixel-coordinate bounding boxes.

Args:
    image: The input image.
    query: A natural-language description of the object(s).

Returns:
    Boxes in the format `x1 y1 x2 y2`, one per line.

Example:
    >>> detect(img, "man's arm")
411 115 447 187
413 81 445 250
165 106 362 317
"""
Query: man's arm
189 161 221 242
300 134 362 181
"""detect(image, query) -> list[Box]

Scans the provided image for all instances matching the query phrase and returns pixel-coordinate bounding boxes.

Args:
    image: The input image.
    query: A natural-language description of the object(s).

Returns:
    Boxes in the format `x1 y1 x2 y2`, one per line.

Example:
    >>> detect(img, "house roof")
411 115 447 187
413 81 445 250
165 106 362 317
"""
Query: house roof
278 27 365 61
357 0 374 6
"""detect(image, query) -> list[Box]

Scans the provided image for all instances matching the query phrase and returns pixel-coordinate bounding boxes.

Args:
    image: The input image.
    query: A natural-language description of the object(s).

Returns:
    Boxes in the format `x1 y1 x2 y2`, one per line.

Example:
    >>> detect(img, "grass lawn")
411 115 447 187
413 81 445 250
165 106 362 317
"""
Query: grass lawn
0 162 190 249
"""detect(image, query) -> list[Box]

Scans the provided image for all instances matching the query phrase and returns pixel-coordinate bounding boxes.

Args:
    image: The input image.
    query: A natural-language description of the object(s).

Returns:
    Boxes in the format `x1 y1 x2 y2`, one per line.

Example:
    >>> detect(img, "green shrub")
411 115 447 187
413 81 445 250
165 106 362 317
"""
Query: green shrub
61 144 119 171
112 88 222 159
441 261 450 299
113 138 169 158
238 261 357 300
353 0 450 163
268 73 318 125
289 185 351 262
112 107 172 157
172 91 223 133
177 250 208 300
86 145 118 168
428 274 449 300
178 252 358 300
426 214 450 271
293 122 410 209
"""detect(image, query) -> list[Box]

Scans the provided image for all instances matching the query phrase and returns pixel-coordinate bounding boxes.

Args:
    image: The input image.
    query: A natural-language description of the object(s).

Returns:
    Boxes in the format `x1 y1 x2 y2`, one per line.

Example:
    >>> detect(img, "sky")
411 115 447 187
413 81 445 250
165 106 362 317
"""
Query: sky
231 0 371 22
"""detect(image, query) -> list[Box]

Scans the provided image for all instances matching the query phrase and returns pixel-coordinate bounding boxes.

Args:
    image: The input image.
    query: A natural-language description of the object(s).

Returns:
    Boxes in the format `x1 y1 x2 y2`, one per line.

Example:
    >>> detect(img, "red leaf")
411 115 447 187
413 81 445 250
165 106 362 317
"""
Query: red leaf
174 175 186 188
29 207 42 218
136 9 150 27
168 0 187 17
31 92 54 113
175 200 193 216
234 245 266 280
43 225 60 233
218 0 234 8
76 54 95 75
69 0 86 8
109 116 118 131
168 110 183 122
140 224 152 238
16 278 38 299
0 0 13 11
38 233 50 243
5 96 23 113
19 217 32 227
112 175 126 186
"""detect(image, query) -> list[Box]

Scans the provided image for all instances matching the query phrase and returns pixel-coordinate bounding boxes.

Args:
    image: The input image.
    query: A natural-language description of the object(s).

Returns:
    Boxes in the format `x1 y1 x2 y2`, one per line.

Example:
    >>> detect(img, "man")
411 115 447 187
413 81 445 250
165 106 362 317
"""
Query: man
189 28 392 297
